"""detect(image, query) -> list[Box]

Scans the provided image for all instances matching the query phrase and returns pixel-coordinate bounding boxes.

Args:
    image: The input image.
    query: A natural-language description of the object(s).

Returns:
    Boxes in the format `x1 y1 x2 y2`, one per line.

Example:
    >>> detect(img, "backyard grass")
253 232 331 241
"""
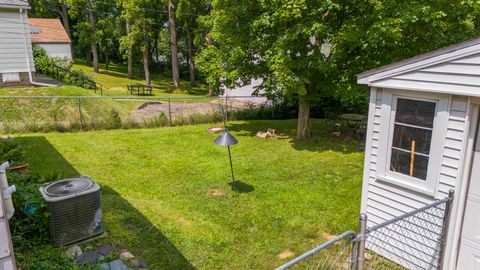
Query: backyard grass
72 60 210 97
13 119 364 269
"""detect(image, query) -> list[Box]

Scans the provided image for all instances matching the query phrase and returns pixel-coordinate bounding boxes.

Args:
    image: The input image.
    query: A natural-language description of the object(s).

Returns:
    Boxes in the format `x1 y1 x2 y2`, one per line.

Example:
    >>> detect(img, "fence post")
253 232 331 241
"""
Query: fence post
438 189 455 269
356 213 368 270
168 98 172 126
77 98 84 131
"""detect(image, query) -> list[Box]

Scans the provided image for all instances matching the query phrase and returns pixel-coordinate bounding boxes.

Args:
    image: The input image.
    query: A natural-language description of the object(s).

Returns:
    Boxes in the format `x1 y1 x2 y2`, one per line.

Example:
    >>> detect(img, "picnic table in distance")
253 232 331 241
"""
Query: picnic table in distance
127 84 153 96
340 113 367 139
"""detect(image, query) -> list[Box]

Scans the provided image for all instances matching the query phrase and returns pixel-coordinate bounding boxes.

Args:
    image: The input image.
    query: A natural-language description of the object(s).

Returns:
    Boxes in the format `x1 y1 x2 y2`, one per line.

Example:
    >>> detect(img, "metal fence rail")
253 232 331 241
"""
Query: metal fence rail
276 191 454 270
275 230 357 270
0 95 269 134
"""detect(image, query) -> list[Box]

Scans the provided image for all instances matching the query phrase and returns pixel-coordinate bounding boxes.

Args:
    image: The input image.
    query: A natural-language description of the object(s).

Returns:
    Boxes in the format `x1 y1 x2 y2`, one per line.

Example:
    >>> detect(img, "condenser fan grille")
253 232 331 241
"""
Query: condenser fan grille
44 178 93 196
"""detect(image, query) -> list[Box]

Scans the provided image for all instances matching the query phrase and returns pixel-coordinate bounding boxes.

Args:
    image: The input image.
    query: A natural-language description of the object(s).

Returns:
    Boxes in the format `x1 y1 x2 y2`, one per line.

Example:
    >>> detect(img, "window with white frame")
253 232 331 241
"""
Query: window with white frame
376 90 448 195
389 98 436 180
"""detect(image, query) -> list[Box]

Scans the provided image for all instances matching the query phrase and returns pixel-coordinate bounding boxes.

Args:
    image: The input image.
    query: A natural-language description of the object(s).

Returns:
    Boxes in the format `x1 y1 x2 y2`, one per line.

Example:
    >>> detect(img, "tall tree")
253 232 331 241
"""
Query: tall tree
86 0 99 73
177 0 209 87
59 3 74 59
169 0 180 88
123 0 163 86
126 18 134 79
198 0 480 139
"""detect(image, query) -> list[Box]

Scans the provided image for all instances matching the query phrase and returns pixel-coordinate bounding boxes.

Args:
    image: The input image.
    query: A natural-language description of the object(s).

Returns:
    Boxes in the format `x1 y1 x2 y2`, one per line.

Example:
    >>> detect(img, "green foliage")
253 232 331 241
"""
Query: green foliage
0 140 76 269
0 139 25 165
197 0 480 135
33 46 96 89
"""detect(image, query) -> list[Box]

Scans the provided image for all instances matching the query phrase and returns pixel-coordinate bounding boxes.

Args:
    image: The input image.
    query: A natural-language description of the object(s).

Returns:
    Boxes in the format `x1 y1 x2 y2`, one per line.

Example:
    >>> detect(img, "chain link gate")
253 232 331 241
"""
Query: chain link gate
276 190 454 270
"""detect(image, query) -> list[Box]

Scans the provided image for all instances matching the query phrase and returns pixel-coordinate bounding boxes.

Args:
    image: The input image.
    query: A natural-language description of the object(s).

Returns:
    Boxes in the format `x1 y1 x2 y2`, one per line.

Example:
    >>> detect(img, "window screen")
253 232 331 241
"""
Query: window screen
390 98 436 180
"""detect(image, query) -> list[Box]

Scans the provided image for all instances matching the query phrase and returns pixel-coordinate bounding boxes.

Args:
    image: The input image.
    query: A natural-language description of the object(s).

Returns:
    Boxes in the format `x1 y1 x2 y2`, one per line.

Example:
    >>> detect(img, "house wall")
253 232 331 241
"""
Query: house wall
0 8 34 87
0 189 16 270
361 87 470 267
35 43 72 60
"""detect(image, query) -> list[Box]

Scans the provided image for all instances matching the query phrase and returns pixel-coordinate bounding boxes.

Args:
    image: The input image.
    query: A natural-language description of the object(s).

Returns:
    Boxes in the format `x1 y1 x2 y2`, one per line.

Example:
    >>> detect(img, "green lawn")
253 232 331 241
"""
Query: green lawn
72 60 210 97
13 119 363 269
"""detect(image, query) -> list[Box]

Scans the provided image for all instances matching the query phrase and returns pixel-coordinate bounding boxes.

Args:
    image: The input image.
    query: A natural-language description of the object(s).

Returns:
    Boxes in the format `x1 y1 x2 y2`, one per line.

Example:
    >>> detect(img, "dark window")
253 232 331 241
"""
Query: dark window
390 98 436 180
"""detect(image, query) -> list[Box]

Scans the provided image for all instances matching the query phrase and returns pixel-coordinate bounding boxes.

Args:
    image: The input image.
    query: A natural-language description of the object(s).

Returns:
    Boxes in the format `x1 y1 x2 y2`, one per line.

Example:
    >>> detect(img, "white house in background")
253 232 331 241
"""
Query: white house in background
222 79 267 104
0 0 35 88
358 38 480 269
28 18 72 60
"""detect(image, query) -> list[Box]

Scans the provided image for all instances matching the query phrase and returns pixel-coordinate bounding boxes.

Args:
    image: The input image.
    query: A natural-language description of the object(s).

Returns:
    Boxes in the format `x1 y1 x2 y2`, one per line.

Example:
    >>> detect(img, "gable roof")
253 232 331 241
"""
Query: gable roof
0 0 30 9
357 38 480 85
28 18 71 44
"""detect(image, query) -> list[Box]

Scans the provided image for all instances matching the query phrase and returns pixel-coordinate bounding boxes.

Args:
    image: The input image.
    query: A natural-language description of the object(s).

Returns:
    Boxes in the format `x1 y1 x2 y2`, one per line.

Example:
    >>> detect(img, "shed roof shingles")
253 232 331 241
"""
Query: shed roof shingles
28 18 71 44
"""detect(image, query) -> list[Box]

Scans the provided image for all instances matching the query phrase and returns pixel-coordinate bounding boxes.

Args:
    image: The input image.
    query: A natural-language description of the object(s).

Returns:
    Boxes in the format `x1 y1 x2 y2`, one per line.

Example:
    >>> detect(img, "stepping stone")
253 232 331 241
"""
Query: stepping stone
138 259 148 268
74 251 100 264
66 245 82 258
120 251 135 261
109 259 132 270
97 244 115 256
99 262 110 270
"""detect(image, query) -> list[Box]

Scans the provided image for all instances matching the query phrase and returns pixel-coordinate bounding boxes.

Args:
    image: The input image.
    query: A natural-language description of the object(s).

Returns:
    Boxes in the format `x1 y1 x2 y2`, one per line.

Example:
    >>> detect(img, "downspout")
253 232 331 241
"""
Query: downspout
19 9 56 87
0 162 16 220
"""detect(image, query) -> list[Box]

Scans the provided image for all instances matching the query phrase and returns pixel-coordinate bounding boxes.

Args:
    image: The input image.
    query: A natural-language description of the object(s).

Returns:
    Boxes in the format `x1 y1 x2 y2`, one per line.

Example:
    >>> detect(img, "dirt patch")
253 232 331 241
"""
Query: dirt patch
322 232 336 241
130 99 267 123
277 250 295 259
208 188 225 197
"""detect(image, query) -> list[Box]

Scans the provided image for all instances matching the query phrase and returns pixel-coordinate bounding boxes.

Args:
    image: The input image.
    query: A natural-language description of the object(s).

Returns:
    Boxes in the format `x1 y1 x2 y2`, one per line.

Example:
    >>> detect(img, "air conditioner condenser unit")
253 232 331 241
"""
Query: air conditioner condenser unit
39 176 104 245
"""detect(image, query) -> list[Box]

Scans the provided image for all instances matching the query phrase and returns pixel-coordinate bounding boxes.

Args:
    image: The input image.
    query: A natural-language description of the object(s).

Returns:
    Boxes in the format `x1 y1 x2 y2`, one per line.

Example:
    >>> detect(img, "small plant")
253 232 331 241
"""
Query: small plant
0 139 25 165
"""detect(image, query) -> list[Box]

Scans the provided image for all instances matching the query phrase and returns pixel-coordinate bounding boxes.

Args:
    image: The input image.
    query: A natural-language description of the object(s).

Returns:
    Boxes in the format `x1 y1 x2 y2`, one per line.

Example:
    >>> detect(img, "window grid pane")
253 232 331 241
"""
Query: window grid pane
390 98 436 181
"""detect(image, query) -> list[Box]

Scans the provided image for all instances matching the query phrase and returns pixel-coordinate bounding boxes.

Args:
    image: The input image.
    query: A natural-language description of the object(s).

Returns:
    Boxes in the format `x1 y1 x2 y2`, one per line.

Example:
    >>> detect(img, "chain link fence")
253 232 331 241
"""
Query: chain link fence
0 95 270 134
275 231 357 270
276 191 454 270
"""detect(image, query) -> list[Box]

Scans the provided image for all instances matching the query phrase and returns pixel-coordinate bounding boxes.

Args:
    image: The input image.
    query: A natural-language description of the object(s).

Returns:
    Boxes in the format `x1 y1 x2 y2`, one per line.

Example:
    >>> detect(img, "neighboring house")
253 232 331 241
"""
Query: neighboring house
29 18 72 60
222 79 268 104
0 0 35 88
358 38 480 269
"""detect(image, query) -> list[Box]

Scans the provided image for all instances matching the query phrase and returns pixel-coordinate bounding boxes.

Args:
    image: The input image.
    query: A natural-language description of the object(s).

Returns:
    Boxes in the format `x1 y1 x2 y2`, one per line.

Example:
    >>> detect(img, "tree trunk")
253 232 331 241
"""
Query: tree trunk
296 95 311 139
60 4 74 60
105 51 109 70
186 27 196 87
143 40 151 87
126 19 133 79
86 50 92 66
168 0 180 88
87 0 99 73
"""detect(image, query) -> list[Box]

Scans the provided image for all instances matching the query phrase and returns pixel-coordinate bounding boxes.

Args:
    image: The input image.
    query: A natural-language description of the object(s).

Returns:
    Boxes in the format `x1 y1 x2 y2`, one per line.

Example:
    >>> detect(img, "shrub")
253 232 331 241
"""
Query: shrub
33 46 95 90
0 140 77 269
0 139 25 165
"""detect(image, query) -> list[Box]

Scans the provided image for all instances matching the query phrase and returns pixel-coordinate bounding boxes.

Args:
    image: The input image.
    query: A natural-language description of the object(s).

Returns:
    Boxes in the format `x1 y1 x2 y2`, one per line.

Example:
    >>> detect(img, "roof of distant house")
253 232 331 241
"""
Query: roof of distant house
28 18 71 44
0 0 30 9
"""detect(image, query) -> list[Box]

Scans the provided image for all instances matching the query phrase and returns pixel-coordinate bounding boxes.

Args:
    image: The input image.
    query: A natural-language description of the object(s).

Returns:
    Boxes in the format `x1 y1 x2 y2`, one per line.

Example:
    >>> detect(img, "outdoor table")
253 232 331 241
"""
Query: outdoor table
127 84 153 95
340 113 367 139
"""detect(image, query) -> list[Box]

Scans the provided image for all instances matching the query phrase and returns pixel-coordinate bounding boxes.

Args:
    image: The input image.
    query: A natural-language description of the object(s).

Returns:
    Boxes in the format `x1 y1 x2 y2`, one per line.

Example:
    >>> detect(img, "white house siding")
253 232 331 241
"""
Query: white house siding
36 43 71 60
361 88 470 269
369 52 480 97
0 8 34 74
0 190 15 269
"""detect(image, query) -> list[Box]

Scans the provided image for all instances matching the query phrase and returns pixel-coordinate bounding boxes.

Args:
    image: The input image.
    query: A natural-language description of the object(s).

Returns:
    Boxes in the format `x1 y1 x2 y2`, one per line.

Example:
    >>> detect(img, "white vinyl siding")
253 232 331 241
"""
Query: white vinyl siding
367 53 480 97
0 190 15 269
361 88 470 267
0 8 34 74
35 43 72 59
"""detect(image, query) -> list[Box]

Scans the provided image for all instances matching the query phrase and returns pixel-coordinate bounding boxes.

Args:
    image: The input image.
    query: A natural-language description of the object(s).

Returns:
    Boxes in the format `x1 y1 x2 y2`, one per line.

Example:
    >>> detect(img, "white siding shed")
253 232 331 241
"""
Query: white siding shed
358 38 480 269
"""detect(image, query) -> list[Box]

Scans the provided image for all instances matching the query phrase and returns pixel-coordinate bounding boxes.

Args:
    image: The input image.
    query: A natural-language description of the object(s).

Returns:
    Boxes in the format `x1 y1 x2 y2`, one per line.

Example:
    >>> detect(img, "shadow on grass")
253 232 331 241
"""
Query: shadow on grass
13 136 196 270
227 119 363 154
228 180 254 193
